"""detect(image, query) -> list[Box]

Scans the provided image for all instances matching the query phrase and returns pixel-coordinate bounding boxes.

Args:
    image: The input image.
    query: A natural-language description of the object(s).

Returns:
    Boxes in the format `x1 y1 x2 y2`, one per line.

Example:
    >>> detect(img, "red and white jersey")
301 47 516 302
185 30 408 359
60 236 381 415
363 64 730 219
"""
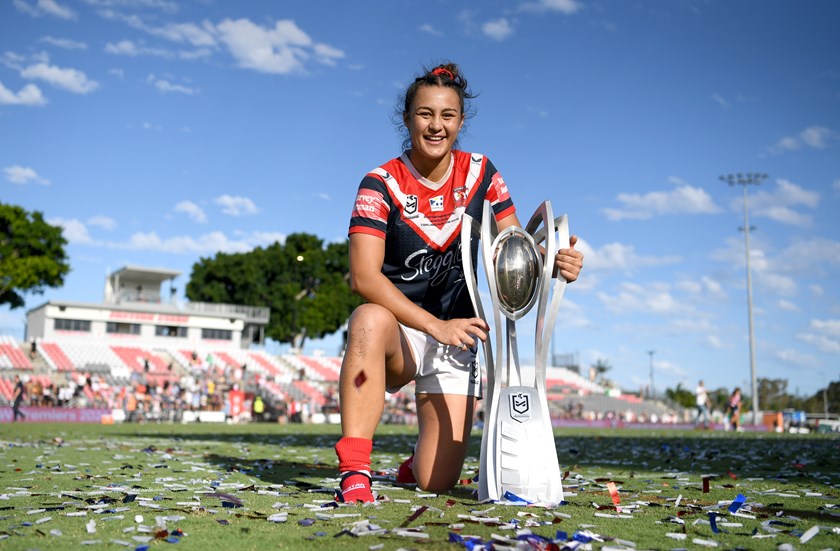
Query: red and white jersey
349 150 515 320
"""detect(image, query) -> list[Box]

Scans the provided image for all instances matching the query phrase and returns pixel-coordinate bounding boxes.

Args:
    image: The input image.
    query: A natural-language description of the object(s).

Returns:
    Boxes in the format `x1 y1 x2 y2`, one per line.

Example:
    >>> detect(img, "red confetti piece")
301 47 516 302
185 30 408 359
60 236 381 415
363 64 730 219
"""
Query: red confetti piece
606 482 621 506
702 477 710 493
562 471 570 480
399 505 428 528
445 499 456 507
353 371 367 388
727 471 737 480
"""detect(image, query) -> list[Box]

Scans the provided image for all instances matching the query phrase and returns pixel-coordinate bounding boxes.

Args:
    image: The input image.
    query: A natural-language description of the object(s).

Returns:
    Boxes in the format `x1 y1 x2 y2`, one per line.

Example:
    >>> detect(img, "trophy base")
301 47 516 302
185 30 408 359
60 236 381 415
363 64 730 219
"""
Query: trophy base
494 386 564 503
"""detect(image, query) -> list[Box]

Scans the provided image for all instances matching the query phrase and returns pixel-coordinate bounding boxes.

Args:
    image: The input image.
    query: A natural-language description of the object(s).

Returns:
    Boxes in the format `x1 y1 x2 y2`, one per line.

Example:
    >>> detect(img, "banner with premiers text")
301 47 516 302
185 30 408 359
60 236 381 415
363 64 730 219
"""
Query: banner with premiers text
1 407 111 423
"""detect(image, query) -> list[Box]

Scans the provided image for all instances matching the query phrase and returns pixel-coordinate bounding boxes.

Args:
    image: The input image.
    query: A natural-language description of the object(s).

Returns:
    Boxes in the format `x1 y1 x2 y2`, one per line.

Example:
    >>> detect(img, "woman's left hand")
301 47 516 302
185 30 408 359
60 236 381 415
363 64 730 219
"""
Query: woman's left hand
554 235 584 282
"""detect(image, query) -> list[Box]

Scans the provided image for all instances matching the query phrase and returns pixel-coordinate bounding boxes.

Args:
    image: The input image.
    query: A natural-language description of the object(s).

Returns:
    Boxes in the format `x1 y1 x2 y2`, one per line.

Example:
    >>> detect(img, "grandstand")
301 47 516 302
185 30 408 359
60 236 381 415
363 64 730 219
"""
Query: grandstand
0 265 681 424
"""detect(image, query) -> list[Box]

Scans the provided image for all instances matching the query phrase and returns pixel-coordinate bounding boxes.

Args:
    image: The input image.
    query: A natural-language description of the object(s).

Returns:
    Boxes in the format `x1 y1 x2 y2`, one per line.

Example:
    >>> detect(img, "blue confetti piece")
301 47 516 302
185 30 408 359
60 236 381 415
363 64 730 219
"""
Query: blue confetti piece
165 536 180 543
556 530 568 541
727 493 746 513
502 491 532 504
709 512 723 534
135 546 150 551
298 518 315 526
573 531 593 543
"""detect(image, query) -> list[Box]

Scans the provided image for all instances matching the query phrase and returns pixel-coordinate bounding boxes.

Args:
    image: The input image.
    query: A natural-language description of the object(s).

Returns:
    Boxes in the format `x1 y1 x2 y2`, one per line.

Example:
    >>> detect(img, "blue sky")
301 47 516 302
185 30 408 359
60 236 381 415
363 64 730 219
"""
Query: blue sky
1 0 838 397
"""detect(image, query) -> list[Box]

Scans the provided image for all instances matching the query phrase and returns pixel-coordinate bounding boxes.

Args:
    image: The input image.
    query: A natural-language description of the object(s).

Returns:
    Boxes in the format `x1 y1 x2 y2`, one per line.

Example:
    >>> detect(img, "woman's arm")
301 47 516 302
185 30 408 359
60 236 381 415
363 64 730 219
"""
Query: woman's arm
348 233 488 348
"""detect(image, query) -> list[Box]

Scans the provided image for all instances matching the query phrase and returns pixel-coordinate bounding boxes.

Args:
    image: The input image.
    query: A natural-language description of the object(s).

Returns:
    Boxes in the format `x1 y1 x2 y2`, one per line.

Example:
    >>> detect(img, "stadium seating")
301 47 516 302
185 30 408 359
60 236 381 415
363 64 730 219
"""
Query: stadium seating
0 336 32 370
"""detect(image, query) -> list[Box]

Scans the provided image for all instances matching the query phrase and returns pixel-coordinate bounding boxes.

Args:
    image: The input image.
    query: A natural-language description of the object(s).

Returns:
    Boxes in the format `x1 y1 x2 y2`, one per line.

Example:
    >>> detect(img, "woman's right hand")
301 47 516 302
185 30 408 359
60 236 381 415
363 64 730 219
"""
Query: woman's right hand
427 317 489 350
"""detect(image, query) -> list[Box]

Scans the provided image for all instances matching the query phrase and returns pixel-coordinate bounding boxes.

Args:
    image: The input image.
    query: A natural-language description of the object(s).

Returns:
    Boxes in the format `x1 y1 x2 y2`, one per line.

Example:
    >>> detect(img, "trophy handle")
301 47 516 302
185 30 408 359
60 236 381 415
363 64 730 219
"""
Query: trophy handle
527 205 569 391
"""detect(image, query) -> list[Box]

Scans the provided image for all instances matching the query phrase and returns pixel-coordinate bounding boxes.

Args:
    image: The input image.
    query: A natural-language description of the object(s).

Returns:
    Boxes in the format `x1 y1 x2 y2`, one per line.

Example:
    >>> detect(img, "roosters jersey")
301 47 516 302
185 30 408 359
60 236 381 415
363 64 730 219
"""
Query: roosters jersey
349 150 515 320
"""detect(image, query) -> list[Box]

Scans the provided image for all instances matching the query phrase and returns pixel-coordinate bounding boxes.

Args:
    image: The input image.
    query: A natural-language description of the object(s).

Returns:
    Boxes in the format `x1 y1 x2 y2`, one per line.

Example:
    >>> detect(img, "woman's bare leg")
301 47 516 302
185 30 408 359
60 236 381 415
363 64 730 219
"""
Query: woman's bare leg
412 393 477 492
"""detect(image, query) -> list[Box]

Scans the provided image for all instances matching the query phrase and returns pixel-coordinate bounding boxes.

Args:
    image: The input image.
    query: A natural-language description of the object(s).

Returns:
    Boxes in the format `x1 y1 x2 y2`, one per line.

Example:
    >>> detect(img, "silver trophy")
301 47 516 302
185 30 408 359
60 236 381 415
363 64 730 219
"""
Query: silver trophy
461 200 569 504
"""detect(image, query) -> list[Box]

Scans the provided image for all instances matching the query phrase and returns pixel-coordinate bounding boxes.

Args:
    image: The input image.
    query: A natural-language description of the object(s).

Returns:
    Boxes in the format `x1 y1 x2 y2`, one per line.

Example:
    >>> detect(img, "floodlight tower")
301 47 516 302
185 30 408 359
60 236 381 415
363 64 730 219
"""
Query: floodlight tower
647 350 655 401
720 172 767 424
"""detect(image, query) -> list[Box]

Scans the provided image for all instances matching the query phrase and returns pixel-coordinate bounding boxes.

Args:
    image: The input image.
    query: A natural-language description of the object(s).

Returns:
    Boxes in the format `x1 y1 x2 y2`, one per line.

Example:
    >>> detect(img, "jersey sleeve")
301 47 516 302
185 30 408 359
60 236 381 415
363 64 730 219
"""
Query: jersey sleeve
484 157 516 220
348 174 390 239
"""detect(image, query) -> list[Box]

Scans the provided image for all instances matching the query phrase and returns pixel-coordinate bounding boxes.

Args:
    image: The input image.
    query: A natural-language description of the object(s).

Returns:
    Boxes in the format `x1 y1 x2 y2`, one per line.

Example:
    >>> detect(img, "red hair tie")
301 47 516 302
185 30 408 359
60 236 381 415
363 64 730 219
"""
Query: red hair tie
430 67 455 80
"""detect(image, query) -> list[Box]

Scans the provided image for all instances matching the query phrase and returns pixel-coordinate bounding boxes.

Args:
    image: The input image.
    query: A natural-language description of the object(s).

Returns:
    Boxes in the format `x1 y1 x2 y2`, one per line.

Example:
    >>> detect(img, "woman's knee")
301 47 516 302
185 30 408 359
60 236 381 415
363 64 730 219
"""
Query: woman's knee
347 303 398 336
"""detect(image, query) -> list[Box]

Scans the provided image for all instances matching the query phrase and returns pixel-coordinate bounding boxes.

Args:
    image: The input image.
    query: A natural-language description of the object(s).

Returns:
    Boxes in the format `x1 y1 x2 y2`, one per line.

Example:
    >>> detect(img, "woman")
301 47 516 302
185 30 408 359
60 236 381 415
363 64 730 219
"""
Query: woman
335 62 584 502
726 387 742 432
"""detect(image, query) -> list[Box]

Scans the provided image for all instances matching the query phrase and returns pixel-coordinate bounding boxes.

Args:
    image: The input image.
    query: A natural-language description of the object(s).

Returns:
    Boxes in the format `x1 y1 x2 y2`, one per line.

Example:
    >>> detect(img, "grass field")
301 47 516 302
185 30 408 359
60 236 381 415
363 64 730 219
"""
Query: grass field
0 422 838 550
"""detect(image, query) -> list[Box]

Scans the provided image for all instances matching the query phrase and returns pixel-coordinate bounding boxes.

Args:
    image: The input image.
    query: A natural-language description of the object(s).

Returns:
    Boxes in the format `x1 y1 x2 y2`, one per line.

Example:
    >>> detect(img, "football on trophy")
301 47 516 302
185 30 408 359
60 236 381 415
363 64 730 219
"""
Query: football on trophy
493 230 539 314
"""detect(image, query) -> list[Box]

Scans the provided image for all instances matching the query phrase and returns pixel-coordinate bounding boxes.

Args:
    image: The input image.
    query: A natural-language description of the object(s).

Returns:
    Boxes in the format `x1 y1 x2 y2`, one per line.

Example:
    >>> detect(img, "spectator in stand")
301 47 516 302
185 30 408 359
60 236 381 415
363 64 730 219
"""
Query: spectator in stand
12 375 26 422
695 380 711 429
725 387 742 432
29 337 37 360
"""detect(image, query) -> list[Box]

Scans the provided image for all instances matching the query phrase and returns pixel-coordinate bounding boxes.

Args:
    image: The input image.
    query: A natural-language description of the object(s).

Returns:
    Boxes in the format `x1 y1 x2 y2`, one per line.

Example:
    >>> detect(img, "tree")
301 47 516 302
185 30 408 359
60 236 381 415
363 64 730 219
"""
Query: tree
591 359 612 386
186 233 362 348
758 377 804 411
0 203 69 309
664 383 695 409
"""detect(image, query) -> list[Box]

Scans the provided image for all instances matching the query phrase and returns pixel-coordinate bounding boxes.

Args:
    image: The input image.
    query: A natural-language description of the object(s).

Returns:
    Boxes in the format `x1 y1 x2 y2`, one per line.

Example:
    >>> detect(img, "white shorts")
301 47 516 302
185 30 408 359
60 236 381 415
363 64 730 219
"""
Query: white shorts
388 324 482 398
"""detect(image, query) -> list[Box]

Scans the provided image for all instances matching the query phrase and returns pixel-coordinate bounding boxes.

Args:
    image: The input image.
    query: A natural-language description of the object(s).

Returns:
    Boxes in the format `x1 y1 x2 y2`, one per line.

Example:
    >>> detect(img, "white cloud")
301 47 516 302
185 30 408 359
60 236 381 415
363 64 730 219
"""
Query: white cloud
676 276 725 298
603 180 722 220
215 194 258 216
47 217 93 244
833 179 840 191
575 239 681 272
41 36 87 50
82 0 179 13
215 18 344 74
20 63 99 94
775 348 818 368
597 282 691 316
777 299 798 312
520 0 582 14
105 40 171 58
810 319 840 337
740 178 819 226
768 125 835 154
86 215 116 230
482 18 514 41
797 333 840 353
706 335 732 350
317 192 330 201
120 230 281 254
419 24 443 36
174 201 207 223
148 74 197 94
14 0 76 19
4 165 50 185
810 284 824 296
0 81 47 105
711 93 729 108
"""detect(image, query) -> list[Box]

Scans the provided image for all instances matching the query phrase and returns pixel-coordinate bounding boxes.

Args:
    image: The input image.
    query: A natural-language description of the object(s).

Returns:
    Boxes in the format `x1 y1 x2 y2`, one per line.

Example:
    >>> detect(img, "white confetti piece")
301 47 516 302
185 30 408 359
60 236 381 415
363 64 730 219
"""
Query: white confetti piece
799 525 819 543
35 516 52 524
665 533 686 540
267 512 288 522
692 538 719 547
50 529 62 537
135 515 143 523
86 519 96 533
393 529 429 539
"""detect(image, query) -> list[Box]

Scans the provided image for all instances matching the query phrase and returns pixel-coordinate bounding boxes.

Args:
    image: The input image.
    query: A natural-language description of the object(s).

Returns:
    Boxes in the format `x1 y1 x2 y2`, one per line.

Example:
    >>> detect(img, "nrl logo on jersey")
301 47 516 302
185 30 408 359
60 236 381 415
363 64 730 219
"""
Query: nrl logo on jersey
404 194 418 215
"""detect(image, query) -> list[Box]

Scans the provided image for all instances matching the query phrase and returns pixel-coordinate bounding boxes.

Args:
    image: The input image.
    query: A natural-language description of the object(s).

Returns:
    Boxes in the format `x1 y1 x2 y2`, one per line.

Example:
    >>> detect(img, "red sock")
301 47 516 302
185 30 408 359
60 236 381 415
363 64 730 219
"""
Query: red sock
397 453 417 484
335 437 374 503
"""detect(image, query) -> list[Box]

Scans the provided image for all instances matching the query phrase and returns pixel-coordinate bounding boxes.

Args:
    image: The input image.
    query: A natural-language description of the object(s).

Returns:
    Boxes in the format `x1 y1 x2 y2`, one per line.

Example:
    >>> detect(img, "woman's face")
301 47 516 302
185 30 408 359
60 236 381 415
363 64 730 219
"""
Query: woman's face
403 84 464 165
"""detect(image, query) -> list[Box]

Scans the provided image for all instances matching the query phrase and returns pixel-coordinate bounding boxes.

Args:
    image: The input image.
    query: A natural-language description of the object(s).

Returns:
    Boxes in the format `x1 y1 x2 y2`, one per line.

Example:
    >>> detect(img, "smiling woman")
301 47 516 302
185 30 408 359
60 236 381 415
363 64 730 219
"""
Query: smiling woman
332 61 584 503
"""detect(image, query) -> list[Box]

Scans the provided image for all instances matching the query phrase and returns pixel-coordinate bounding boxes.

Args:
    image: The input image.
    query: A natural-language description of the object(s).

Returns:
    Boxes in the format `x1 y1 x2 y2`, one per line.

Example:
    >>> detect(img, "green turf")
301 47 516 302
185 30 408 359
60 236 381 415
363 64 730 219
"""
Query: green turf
0 422 838 550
